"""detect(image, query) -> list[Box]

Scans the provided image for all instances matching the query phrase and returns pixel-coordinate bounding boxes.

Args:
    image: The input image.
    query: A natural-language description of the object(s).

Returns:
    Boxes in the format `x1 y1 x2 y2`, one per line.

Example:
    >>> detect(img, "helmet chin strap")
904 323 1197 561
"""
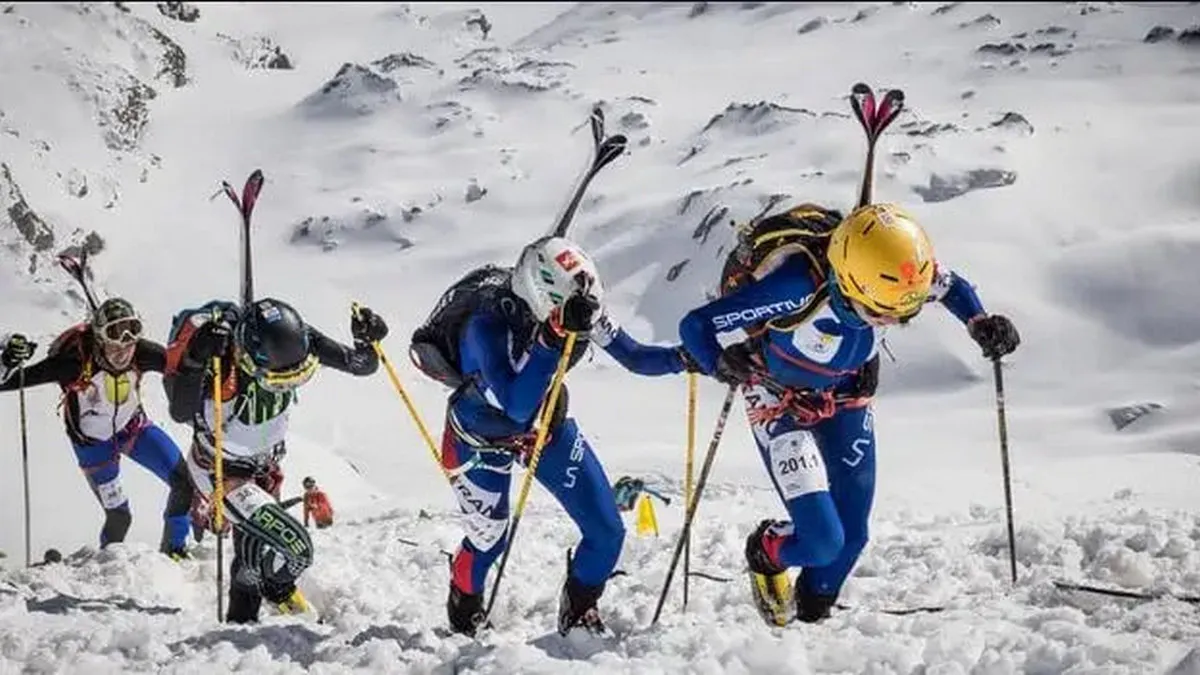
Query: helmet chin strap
826 279 867 327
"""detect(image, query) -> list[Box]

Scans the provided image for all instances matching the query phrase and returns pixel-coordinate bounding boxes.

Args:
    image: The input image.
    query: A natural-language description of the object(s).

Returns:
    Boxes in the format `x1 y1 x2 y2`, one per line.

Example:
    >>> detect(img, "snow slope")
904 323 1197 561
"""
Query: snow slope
2 1 1200 672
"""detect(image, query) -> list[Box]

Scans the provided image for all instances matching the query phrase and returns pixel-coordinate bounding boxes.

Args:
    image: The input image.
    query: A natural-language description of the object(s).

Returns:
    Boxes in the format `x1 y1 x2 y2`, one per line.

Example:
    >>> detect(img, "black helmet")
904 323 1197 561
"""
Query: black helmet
92 297 142 345
234 298 319 391
302 476 316 490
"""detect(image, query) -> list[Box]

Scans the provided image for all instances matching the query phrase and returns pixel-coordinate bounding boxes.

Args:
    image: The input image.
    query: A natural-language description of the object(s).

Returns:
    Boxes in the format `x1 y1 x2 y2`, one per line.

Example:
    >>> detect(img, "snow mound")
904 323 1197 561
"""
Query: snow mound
1051 226 1200 349
297 63 401 119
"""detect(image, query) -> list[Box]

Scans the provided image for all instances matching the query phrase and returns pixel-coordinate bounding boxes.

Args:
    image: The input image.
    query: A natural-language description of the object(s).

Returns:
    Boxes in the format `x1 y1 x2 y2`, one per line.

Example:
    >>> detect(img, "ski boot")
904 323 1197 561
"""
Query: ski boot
277 587 311 616
226 584 263 624
164 546 192 562
794 573 838 624
745 519 794 627
557 574 607 636
447 583 488 637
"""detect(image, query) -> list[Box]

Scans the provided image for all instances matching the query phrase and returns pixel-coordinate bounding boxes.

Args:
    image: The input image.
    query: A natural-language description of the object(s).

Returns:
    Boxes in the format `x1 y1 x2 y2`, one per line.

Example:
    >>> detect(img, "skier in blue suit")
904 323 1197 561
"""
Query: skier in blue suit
408 235 694 637
677 203 1020 626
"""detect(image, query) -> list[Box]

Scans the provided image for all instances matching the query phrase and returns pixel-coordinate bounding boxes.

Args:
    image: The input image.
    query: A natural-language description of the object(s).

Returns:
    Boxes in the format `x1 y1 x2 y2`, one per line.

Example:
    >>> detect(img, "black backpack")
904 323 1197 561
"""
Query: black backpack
409 262 596 393
718 203 844 338
409 265 516 389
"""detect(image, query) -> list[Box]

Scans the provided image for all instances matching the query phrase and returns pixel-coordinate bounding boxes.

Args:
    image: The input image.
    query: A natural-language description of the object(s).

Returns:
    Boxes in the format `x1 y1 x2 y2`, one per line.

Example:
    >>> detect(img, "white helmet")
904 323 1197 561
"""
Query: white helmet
511 236 604 322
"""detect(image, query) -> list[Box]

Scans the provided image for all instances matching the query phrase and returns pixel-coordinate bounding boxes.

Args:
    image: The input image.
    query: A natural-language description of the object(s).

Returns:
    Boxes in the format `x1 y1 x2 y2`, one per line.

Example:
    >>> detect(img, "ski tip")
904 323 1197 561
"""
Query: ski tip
590 106 606 147
851 82 872 95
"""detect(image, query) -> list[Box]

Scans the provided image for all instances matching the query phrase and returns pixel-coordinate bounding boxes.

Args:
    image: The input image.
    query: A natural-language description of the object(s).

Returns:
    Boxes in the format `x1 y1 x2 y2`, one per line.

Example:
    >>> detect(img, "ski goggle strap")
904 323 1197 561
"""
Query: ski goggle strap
237 350 320 392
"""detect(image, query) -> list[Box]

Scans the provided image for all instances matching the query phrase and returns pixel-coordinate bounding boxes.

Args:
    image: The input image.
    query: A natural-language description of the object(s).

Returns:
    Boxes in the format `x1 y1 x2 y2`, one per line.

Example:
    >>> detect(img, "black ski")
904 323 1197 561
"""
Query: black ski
1053 580 1200 604
548 105 628 239
834 601 947 616
219 169 265 309
848 82 905 208
57 251 100 312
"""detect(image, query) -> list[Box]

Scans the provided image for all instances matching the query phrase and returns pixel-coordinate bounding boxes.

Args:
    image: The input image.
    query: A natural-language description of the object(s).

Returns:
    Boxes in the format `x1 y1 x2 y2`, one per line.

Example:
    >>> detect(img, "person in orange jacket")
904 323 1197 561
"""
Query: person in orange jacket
302 476 333 529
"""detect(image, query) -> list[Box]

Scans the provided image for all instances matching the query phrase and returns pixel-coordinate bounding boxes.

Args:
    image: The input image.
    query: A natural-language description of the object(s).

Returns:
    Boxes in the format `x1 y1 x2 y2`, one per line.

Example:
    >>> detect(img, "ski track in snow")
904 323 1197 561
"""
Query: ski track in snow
2 1 1200 673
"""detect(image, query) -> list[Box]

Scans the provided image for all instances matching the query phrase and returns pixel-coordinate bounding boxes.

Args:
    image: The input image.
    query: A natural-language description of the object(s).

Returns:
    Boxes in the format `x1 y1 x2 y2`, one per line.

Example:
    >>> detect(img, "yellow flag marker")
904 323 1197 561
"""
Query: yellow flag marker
635 492 659 537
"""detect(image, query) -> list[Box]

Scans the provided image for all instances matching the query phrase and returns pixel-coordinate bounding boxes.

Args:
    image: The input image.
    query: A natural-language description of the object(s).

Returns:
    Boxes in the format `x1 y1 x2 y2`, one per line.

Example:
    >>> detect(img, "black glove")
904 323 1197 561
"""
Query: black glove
1 334 36 369
559 293 600 333
714 342 760 387
675 347 704 374
537 293 600 351
187 320 233 363
352 305 389 343
968 314 1020 360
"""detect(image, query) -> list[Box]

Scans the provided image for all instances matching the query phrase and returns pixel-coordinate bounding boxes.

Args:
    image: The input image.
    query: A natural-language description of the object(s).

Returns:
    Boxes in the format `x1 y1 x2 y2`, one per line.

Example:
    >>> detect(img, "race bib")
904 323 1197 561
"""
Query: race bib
94 477 127 509
463 512 507 552
225 482 274 521
767 430 829 499
452 475 506 551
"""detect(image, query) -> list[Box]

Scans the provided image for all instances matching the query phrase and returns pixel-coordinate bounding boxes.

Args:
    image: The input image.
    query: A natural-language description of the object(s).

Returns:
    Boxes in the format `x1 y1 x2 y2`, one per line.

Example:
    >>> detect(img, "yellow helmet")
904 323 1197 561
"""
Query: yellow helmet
827 203 935 319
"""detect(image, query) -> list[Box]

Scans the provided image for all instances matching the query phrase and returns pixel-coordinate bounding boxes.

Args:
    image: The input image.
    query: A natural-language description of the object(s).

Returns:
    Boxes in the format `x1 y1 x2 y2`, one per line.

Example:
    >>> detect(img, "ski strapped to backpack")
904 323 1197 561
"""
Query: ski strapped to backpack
410 104 628 389
58 251 101 312
712 82 906 337
218 169 265 310
49 251 102 374
849 83 905 209
49 252 122 398
548 104 628 239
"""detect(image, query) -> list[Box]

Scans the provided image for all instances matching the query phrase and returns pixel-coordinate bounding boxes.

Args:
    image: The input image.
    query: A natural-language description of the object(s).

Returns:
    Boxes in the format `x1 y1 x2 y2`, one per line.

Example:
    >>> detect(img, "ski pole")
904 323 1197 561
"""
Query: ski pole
992 356 1017 585
481 331 576 625
651 384 737 627
212 354 225 622
682 371 696 610
18 364 31 567
351 302 449 482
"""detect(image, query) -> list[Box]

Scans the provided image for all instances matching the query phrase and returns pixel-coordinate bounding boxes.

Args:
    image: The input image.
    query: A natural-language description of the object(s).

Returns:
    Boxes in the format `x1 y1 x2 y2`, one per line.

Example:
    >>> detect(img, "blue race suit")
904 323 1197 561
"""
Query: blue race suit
73 415 190 549
678 253 986 598
443 300 685 596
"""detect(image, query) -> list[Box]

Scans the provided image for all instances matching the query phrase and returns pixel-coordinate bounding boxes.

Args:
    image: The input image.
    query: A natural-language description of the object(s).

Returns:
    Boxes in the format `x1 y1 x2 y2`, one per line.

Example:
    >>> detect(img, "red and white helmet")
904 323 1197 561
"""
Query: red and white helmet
511 236 604 322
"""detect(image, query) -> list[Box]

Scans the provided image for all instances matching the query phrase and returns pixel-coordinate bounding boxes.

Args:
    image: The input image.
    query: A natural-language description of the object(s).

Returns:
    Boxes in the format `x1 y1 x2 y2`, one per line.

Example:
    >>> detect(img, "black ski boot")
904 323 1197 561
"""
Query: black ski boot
447 583 487 637
745 519 793 627
557 574 607 636
227 583 263 624
794 573 838 624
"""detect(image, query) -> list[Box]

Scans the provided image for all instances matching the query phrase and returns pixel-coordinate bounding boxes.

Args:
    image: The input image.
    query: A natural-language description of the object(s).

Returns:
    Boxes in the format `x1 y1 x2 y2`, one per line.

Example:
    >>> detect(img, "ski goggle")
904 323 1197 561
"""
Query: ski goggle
236 350 320 393
97 317 143 345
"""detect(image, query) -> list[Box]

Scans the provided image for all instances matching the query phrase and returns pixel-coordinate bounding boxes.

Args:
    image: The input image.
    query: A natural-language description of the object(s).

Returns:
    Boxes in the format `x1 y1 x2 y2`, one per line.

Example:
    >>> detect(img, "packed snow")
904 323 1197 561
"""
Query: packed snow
1 2 1199 673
